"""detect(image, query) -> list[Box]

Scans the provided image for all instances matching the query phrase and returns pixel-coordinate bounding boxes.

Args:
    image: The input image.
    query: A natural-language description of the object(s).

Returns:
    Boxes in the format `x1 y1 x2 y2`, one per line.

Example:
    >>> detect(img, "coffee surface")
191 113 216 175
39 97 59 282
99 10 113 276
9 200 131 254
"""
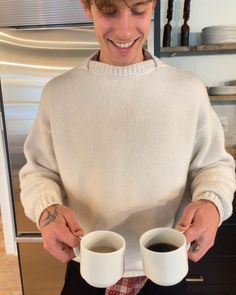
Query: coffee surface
89 246 117 253
147 242 178 252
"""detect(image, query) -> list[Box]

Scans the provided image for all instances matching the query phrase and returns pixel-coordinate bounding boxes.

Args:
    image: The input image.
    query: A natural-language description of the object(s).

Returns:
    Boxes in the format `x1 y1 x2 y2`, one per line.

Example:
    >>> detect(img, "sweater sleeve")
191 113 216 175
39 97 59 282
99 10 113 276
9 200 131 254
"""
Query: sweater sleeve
188 82 236 224
19 83 65 227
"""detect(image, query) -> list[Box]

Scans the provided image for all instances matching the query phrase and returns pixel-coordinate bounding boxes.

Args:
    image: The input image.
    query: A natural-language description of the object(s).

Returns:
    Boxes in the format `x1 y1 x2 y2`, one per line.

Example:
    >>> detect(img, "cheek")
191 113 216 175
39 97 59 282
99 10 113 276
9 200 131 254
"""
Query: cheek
138 18 152 35
94 20 112 39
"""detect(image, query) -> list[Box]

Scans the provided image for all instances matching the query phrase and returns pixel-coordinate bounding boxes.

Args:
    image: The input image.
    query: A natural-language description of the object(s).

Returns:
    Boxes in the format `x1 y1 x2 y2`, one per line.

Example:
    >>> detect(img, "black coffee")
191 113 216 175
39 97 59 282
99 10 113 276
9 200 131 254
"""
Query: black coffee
147 242 178 252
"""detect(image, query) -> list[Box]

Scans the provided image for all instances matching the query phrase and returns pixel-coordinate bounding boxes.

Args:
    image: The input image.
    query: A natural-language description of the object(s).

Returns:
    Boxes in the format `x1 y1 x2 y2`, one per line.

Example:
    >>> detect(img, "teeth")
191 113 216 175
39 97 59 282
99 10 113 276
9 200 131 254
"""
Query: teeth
112 40 135 48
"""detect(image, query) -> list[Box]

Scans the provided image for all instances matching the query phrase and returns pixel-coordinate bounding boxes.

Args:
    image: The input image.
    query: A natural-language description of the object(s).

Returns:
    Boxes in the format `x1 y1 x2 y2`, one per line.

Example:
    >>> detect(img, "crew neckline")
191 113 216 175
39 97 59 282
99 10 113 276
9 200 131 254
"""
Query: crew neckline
81 50 162 78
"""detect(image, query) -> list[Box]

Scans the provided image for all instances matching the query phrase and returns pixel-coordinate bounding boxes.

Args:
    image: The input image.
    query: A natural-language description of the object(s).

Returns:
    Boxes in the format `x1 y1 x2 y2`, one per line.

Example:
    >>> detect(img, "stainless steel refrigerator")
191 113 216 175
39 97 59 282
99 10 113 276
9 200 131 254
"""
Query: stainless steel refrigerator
0 1 98 294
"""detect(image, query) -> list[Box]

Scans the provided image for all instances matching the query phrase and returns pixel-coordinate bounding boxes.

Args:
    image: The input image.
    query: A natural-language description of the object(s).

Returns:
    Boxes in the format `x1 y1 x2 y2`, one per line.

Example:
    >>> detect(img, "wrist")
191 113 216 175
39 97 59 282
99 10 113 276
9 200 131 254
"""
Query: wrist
197 199 220 224
194 191 224 225
39 204 60 228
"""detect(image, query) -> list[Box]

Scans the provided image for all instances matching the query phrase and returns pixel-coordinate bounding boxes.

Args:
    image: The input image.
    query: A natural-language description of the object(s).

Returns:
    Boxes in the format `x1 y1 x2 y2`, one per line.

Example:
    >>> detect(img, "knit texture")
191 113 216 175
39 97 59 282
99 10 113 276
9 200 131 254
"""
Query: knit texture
19 51 236 276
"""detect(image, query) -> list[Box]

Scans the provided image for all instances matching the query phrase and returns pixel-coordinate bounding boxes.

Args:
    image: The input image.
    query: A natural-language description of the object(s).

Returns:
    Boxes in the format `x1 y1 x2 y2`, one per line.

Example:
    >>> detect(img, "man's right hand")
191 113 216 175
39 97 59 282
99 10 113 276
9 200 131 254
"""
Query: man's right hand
39 204 84 263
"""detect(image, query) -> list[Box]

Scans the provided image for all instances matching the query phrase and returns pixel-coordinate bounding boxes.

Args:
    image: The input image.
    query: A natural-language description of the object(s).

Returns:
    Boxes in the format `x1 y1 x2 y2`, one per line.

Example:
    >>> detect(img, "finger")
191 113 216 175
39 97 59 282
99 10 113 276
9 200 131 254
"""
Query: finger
184 220 202 244
72 228 84 238
184 220 213 262
59 227 81 248
50 241 76 263
43 237 76 263
175 204 198 233
188 239 209 262
62 209 84 237
175 223 191 233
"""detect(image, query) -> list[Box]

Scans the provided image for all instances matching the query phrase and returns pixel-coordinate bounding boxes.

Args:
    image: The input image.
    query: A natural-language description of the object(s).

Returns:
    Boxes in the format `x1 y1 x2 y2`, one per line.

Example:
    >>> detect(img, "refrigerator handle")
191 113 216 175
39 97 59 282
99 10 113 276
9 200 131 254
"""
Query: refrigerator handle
16 234 43 243
0 111 3 132
0 111 8 165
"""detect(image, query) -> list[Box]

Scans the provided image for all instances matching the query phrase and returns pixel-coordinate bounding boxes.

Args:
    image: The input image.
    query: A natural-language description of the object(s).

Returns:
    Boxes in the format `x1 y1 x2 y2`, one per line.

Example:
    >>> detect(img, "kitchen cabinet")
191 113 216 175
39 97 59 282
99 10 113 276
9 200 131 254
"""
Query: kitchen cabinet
186 217 236 294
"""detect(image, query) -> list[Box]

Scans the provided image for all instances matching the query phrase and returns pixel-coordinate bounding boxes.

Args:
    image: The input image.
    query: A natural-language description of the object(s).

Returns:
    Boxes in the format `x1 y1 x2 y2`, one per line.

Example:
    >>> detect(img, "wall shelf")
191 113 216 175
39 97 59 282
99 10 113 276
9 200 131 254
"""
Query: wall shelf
209 95 236 102
161 43 236 57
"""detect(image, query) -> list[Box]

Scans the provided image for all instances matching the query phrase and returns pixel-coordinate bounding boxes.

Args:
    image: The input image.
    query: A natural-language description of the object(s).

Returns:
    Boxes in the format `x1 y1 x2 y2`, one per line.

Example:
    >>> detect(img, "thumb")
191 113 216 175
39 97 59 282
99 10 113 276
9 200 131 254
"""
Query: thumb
175 203 197 232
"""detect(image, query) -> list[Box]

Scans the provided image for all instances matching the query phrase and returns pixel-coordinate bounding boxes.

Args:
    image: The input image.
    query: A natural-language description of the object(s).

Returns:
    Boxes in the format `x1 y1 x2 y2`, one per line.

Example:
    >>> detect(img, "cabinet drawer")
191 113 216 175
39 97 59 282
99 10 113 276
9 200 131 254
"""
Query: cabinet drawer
185 284 235 295
187 256 236 286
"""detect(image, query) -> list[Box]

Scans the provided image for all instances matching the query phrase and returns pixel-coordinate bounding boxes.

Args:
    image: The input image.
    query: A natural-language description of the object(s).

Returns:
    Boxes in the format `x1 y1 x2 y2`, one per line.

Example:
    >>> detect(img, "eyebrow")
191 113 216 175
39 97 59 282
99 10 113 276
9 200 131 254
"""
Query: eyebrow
104 0 153 10
132 0 153 7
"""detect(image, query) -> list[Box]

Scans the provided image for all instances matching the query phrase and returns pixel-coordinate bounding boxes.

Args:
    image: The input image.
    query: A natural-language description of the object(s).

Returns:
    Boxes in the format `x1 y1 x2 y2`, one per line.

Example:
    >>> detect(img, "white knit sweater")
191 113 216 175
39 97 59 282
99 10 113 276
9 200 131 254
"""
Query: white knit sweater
19 52 236 276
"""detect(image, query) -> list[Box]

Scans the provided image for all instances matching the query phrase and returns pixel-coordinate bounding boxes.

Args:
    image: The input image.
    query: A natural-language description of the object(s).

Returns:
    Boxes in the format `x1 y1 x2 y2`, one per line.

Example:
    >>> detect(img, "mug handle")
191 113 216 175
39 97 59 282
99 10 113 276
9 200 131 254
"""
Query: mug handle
186 242 191 251
73 236 82 260
179 230 191 252
73 246 80 258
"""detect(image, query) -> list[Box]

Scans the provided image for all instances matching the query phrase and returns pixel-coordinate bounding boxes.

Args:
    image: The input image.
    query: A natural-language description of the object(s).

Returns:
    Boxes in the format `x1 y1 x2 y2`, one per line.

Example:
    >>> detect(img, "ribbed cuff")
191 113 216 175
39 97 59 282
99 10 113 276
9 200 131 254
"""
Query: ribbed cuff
35 193 63 229
194 192 224 225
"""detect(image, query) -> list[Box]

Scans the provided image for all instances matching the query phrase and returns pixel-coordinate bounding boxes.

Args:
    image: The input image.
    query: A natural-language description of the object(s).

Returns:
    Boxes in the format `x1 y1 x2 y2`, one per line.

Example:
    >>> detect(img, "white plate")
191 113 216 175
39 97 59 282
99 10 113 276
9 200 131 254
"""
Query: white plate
201 37 236 45
225 80 236 86
201 25 236 44
202 25 236 32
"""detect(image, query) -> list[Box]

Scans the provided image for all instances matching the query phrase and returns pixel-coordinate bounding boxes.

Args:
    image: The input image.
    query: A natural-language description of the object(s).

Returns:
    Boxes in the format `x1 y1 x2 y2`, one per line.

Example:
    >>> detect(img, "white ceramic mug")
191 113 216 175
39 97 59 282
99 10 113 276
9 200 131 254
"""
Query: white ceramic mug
74 230 125 288
140 227 189 286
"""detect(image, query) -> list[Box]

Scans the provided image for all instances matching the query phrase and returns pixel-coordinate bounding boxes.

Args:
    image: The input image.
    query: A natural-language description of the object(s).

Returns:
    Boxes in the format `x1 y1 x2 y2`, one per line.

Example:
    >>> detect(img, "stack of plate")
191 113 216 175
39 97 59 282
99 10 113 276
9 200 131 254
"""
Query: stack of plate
201 25 236 45
208 86 236 96
225 80 236 86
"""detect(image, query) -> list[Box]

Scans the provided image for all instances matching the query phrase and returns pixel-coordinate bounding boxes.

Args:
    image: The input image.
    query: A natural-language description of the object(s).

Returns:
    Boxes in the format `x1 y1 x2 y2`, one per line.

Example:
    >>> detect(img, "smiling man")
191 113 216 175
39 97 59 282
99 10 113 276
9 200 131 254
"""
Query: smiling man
81 0 155 66
19 0 236 294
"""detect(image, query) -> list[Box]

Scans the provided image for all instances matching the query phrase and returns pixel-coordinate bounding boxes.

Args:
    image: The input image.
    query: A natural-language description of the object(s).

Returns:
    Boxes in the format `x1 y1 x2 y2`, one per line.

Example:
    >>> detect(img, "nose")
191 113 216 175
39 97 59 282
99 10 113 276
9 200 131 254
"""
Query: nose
113 11 135 41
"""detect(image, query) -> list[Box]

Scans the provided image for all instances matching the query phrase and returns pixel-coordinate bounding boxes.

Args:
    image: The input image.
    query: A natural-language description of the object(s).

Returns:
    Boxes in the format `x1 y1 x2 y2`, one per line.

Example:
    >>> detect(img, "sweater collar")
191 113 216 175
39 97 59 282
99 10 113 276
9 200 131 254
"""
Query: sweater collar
82 50 161 78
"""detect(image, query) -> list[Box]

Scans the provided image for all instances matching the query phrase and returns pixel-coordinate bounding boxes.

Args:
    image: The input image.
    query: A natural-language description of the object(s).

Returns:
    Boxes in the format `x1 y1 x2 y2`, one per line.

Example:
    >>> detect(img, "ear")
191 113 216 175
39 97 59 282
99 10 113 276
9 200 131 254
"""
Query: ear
80 0 92 18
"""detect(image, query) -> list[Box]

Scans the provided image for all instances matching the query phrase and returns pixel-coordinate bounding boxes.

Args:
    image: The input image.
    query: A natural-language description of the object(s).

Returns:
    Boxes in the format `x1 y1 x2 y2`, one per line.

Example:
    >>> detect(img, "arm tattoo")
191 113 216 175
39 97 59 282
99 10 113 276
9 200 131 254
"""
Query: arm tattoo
42 206 58 227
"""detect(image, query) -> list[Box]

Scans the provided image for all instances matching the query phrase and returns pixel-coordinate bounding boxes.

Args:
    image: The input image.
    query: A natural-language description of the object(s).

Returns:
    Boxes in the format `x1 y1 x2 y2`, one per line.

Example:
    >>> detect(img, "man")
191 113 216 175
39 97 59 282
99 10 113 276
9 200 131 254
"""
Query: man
19 0 235 294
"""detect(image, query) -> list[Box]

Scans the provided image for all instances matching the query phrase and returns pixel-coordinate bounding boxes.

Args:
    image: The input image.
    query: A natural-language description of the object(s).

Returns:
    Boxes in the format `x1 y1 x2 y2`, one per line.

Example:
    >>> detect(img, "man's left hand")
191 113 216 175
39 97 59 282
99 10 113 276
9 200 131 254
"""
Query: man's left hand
175 199 220 262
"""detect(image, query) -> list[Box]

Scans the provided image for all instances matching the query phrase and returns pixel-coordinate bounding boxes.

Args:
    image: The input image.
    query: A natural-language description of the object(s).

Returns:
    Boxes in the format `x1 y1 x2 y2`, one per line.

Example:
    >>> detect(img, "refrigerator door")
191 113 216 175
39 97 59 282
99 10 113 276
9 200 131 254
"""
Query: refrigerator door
0 27 98 234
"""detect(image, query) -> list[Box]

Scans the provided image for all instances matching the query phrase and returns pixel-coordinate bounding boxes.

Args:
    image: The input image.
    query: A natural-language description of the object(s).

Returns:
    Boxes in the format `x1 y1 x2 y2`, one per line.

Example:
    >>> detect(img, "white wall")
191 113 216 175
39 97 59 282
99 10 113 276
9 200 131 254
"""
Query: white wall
160 0 236 148
161 0 236 47
160 0 236 85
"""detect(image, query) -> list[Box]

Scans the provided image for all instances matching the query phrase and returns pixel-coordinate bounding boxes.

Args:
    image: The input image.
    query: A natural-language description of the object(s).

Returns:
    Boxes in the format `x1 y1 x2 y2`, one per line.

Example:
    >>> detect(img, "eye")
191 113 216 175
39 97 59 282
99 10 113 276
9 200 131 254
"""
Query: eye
131 9 146 16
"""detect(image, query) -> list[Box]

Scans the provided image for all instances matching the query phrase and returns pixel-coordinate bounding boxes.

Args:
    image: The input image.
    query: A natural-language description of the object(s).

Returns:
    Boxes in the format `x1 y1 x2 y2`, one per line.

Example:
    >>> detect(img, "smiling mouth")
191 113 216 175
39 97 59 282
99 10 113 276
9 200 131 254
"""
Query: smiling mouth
109 38 140 49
